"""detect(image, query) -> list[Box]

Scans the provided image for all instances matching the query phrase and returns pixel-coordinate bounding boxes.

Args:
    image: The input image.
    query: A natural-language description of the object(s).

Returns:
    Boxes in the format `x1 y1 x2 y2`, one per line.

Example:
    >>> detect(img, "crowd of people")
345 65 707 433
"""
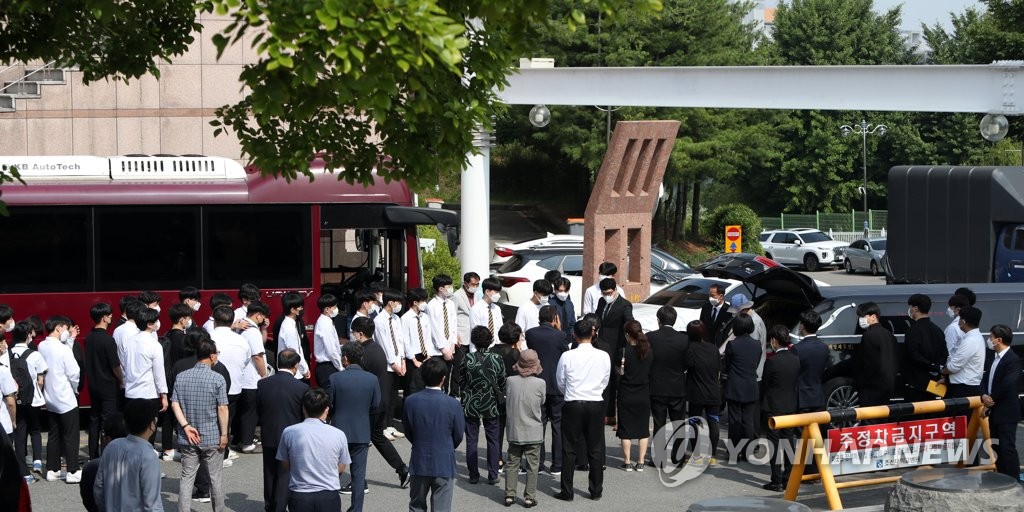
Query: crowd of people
0 272 1020 511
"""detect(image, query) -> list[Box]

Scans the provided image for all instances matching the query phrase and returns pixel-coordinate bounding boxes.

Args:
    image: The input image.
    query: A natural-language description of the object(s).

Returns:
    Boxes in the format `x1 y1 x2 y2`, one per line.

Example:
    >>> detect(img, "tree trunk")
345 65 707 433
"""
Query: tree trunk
653 187 668 243
690 178 701 239
660 185 674 242
674 181 688 240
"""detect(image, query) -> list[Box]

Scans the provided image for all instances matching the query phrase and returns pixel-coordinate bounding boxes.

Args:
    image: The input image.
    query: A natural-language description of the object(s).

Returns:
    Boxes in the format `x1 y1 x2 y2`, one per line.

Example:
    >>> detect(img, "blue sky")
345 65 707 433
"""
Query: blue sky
764 1 984 31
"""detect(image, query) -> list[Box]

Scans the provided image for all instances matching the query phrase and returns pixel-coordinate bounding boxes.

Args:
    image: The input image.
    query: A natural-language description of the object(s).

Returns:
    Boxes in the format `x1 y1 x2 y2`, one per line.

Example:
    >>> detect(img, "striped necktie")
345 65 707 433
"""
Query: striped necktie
417 315 427 356
488 306 495 339
388 316 400 357
443 301 450 338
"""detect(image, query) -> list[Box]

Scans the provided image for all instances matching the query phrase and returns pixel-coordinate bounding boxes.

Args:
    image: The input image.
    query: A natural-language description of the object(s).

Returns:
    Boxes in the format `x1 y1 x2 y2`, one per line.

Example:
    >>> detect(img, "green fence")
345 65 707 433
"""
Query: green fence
759 210 888 232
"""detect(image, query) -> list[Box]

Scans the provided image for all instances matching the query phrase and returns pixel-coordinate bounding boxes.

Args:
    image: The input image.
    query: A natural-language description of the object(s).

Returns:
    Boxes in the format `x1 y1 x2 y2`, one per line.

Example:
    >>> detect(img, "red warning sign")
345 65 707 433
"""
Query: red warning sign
725 225 742 253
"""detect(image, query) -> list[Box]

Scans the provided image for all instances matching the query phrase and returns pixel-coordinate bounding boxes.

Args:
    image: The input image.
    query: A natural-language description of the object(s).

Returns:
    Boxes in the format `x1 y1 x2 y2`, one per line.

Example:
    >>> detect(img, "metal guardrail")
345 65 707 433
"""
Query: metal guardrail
0 60 58 93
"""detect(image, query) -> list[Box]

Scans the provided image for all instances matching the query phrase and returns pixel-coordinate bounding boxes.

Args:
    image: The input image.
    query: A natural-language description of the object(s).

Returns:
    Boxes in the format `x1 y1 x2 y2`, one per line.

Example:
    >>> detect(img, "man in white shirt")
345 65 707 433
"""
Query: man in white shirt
278 292 311 380
581 262 623 316
38 316 83 483
427 275 458 393
211 304 253 462
313 293 344 389
235 283 261 322
203 293 235 335
112 300 144 367
374 289 407 439
122 308 169 454
941 305 986 399
553 317 610 502
515 279 553 340
348 291 376 343
944 294 970 354
403 288 436 396
470 277 504 347
237 302 270 453
0 358 16 444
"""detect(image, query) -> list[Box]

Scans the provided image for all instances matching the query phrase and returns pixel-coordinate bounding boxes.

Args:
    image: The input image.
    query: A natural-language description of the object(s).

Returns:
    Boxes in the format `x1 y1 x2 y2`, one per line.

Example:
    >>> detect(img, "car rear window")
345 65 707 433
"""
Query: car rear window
497 254 526 273
759 233 770 242
642 278 731 308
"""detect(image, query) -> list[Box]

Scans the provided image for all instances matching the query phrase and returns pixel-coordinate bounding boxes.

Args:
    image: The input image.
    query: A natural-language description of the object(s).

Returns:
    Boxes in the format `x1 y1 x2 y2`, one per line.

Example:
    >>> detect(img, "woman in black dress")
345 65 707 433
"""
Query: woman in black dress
685 320 722 463
491 323 521 472
616 320 654 471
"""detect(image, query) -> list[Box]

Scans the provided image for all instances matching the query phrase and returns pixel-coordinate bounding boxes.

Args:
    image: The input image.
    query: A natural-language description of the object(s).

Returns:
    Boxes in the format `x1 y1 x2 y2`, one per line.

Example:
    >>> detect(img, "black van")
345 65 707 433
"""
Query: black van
697 253 1024 416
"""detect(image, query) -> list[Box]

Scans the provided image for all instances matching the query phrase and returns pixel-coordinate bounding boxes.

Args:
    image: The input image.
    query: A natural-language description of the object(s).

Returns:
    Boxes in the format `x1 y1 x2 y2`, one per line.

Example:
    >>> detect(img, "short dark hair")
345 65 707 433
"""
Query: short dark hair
538 305 556 324
432 274 453 292
0 305 11 323
581 313 601 333
103 412 128 441
533 279 553 295
168 303 194 325
656 305 677 327
421 358 447 387
210 293 233 310
119 295 141 316
990 324 1013 346
732 314 755 336
709 284 726 296
768 324 792 347
959 306 982 327
407 288 428 304
246 301 270 318
90 302 113 323
470 326 494 350
481 277 502 293
598 261 617 276
179 286 201 303
954 287 977 306
948 294 970 309
278 348 301 369
856 302 881 318
196 338 217 360
317 294 338 311
239 283 261 303
355 291 376 309
282 292 305 314
599 278 617 292
124 399 159 436
138 290 161 305
574 317 595 339
136 308 159 330
463 272 481 284
543 270 562 285
341 342 363 366
302 388 330 418
552 277 571 291
798 310 822 334
908 294 932 314
498 323 522 345
382 289 404 306
351 316 375 338
212 305 234 327
45 315 71 334
686 320 706 343
124 301 146 323
183 327 210 356
10 322 32 344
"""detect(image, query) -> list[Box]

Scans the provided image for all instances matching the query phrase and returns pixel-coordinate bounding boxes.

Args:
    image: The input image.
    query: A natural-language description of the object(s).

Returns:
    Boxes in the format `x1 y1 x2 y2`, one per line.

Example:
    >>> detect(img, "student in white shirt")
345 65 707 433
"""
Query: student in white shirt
211 304 254 460
348 291 376 343
203 293 235 335
276 292 311 380
403 288 436 396
137 290 162 314
313 293 344 388
581 262 623 316
427 275 458 393
38 316 83 483
235 283 261 322
941 305 986 398
122 308 169 413
470 278 504 347
9 322 46 477
944 294 970 354
515 279 553 343
374 289 407 438
0 359 17 445
113 301 144 368
179 286 203 314
237 302 270 452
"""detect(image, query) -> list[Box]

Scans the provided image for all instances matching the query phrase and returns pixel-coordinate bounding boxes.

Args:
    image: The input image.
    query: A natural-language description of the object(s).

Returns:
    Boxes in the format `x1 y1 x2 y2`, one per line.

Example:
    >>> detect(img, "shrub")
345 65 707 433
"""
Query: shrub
417 224 461 296
701 203 764 256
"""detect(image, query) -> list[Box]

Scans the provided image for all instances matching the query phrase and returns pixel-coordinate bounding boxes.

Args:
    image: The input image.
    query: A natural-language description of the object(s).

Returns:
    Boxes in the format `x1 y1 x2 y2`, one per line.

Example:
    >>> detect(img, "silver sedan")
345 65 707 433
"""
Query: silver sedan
843 238 886 275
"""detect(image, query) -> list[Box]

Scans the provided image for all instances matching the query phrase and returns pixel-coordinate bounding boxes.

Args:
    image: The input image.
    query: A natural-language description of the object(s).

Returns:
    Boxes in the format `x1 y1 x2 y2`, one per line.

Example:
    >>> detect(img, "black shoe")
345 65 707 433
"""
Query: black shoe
553 491 573 502
762 482 785 492
575 464 589 471
340 484 354 495
398 468 410 489
469 477 480 484
590 492 602 501
487 478 500 485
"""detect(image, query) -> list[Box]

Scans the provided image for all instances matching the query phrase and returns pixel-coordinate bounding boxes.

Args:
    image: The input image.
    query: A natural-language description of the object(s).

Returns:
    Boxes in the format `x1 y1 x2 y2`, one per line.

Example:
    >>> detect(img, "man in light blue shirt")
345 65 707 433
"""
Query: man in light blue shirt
277 388 351 511
94 399 163 511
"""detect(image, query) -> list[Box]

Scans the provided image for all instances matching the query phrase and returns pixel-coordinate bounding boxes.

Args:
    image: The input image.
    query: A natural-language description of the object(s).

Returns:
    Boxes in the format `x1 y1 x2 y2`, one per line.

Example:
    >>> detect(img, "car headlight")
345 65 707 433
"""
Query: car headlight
834 247 845 255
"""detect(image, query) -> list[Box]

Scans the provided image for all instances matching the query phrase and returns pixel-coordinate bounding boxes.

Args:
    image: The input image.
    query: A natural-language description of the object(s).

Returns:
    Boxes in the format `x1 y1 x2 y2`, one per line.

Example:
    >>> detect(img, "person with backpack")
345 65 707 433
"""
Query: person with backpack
9 321 46 480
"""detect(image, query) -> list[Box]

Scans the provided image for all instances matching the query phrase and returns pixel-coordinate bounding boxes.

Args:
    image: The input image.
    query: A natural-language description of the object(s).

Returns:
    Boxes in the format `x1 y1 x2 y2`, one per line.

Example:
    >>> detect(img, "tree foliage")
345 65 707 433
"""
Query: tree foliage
701 203 763 255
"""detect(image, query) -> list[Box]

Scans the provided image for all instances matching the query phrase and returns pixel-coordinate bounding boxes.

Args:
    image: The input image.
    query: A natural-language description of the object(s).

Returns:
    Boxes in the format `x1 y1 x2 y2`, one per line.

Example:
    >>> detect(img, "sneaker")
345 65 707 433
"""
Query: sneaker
392 430 406 439
32 460 42 473
65 470 83 484
634 463 645 472
160 450 176 461
518 467 527 476
222 459 234 468
550 470 562 477
241 444 258 453
192 493 212 503
340 484 370 495
708 457 717 465
227 450 240 460
23 475 36 484
45 470 62 482
619 463 634 472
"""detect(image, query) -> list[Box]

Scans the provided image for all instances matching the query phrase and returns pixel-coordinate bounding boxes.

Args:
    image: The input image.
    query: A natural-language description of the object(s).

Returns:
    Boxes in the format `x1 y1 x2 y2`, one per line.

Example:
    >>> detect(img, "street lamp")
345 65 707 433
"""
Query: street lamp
841 119 887 235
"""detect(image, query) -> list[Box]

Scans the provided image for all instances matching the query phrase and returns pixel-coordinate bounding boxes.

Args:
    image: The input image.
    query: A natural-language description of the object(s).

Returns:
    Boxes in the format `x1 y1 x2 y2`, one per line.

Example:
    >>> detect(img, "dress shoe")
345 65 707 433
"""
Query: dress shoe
487 478 500 485
469 477 480 484
590 492 602 501
398 468 410 489
553 491 573 502
762 482 785 492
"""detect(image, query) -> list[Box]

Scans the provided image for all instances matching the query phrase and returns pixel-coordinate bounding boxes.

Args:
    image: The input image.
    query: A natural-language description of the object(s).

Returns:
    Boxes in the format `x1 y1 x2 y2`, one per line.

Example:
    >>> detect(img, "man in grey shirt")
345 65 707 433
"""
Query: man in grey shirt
504 349 547 507
171 336 229 511
277 388 352 510
94 399 163 511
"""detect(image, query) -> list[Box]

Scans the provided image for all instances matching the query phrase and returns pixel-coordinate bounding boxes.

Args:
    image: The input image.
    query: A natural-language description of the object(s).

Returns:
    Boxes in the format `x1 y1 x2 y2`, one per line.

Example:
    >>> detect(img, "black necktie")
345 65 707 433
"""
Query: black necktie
712 306 718 323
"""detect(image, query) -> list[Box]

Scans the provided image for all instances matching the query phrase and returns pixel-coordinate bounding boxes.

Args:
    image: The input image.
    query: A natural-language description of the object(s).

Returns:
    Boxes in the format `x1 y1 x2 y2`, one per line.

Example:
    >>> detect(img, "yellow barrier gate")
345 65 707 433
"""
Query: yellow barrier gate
768 396 993 510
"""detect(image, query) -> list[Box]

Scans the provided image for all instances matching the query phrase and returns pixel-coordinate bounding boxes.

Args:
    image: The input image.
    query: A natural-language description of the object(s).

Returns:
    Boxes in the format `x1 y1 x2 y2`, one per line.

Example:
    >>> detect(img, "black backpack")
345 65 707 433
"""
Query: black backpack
10 348 35 406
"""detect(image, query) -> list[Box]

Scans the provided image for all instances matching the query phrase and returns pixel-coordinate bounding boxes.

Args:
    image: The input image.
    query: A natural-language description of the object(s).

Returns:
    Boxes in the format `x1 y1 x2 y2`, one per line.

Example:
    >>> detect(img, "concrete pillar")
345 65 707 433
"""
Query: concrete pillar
459 127 493 280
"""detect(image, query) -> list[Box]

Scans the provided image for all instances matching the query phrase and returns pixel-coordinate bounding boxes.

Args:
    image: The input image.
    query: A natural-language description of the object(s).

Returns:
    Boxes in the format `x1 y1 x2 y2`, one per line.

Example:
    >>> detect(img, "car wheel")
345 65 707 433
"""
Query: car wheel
870 260 879 276
844 259 855 274
803 253 819 272
824 377 859 428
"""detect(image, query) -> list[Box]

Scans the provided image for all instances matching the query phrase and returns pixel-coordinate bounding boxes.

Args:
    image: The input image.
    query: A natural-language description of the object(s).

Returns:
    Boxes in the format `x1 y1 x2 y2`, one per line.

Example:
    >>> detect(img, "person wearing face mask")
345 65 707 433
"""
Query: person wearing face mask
276 292 311 381
374 289 409 441
37 315 83 483
138 290 162 315
158 303 196 460
123 308 169 450
236 302 270 453
582 262 623 316
594 278 633 426
940 305 986 400
84 304 123 461
548 277 576 338
179 286 203 314
0 304 13 368
9 321 46 482
515 279 553 340
902 294 948 406
980 324 1022 482
314 293 344 392
470 278 505 347
699 284 732 346
944 294 970 355
427 275 458 393
402 288 436 396
853 302 897 411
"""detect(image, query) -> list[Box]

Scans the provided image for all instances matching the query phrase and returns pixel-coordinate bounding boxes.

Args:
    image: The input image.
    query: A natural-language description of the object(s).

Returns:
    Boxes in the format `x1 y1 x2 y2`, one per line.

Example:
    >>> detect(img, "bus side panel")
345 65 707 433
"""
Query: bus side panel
407 227 422 290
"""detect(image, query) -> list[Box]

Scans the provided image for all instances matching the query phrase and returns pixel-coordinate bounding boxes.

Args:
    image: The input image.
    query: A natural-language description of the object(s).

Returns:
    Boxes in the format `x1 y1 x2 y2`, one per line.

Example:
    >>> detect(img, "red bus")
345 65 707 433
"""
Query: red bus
0 155 457 399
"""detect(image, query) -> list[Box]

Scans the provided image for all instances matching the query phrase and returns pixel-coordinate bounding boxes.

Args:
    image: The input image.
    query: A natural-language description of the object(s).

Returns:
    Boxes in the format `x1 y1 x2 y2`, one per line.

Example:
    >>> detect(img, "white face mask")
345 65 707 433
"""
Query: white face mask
328 308 339 318
443 286 454 298
191 301 201 312
152 305 161 313
486 291 498 303
907 307 914 318
392 303 403 314
986 337 995 350
946 307 956 318
709 297 720 307
556 292 569 302
538 295 549 306
153 320 161 332
59 330 70 342
858 317 869 330
183 318 193 329
3 319 13 331
466 286 479 295
603 294 616 304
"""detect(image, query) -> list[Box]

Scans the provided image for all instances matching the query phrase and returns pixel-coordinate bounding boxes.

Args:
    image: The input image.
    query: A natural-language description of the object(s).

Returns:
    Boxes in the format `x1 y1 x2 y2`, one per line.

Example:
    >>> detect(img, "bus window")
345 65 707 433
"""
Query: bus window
0 207 92 293
95 206 200 291
320 228 369 286
204 205 312 289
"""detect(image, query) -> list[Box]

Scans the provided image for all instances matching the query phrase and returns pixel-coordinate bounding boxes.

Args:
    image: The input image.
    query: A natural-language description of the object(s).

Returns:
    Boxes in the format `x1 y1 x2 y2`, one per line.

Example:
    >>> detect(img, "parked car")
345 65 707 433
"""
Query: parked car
843 238 886 275
491 233 586 266
632 275 758 333
759 228 848 271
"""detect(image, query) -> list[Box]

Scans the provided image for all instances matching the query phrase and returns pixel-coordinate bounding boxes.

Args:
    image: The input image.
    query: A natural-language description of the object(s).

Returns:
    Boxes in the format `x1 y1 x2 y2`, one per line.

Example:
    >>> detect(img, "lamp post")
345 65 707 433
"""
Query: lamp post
841 119 886 235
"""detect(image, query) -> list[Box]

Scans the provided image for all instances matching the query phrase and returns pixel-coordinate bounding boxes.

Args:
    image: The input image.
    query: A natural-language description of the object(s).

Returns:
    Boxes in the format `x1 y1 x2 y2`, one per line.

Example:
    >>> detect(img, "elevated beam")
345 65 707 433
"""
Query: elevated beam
499 62 1024 115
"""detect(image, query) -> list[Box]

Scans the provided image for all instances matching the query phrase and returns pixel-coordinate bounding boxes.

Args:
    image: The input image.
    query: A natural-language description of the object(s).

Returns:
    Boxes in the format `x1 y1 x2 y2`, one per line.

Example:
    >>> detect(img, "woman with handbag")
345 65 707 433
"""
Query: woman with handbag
616 320 654 471
457 325 507 484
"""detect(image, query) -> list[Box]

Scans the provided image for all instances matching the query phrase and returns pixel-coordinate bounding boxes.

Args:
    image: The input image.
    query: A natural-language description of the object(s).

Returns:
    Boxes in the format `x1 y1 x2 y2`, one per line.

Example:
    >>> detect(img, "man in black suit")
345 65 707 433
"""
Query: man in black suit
902 294 948 405
256 349 308 512
981 324 1022 481
594 278 633 424
723 314 760 458
698 284 732 345
524 305 570 475
328 342 381 512
854 302 897 409
647 306 688 439
761 326 801 492
791 310 830 413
